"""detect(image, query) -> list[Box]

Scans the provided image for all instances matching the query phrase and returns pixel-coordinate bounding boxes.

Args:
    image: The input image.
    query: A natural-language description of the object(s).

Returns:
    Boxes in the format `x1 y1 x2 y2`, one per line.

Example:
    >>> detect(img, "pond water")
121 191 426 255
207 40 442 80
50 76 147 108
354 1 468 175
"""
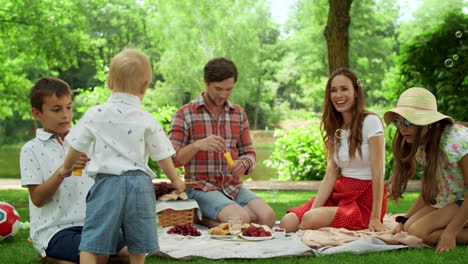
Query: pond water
241 147 278 182
0 133 280 181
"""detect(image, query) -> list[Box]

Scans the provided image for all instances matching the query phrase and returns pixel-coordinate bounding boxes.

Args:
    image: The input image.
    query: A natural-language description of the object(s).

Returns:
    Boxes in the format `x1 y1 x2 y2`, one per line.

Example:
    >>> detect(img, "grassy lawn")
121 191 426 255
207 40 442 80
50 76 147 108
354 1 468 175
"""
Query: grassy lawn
1 189 467 263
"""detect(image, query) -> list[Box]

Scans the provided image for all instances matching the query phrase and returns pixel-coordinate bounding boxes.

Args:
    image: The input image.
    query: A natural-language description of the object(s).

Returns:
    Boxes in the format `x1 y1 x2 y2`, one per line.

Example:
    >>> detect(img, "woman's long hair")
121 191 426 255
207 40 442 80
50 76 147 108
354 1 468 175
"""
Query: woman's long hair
321 68 370 159
388 119 452 204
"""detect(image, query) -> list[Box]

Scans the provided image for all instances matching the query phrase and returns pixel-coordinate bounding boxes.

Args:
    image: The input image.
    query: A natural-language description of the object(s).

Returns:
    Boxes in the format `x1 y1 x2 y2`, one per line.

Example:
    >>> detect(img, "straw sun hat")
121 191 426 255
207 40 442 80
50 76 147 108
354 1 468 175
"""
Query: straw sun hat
384 87 454 126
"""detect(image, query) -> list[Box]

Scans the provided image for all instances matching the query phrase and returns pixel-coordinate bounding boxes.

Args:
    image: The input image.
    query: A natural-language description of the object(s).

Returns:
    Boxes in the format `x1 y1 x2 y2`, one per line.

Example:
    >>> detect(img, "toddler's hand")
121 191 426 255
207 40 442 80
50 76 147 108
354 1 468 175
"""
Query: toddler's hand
171 178 186 194
73 153 90 170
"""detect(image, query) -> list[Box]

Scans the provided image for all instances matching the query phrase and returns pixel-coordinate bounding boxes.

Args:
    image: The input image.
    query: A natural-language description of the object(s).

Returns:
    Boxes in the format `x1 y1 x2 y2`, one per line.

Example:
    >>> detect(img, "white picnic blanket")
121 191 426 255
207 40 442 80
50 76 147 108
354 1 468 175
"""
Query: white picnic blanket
156 224 425 259
315 237 425 255
157 229 316 259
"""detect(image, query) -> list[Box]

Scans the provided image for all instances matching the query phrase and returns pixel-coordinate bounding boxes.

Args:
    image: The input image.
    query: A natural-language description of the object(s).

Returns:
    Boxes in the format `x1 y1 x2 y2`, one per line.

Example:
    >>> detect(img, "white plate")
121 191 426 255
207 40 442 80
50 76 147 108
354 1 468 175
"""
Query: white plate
240 233 275 241
209 234 240 240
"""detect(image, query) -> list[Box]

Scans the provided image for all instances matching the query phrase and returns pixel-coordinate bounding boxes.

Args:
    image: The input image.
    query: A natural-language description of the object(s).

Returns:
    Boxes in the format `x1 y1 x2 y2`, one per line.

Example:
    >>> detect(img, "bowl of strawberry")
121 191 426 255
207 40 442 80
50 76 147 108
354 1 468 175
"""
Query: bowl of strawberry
167 224 201 237
240 225 275 241
274 228 286 238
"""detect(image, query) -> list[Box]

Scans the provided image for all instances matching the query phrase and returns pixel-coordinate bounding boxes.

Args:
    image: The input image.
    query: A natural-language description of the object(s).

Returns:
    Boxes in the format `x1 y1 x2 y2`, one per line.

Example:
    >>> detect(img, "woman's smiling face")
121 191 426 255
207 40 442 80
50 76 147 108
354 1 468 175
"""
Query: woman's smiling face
330 74 356 114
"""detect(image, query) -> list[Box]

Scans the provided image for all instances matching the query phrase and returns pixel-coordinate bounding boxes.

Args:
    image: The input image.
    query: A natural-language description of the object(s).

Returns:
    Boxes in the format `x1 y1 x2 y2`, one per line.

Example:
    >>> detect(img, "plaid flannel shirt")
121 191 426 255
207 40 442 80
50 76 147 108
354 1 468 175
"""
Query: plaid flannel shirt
168 92 256 199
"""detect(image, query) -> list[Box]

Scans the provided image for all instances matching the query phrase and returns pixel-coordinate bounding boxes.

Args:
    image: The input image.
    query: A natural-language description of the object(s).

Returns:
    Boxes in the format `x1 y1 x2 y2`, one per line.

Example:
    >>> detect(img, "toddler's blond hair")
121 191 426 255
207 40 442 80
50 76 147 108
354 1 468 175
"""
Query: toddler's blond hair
108 48 152 94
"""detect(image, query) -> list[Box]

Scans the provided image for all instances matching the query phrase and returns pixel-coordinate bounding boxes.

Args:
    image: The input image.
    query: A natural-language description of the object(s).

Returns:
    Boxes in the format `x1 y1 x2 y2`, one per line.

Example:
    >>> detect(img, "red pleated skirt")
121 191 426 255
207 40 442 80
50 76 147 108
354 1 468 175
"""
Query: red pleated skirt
287 176 387 230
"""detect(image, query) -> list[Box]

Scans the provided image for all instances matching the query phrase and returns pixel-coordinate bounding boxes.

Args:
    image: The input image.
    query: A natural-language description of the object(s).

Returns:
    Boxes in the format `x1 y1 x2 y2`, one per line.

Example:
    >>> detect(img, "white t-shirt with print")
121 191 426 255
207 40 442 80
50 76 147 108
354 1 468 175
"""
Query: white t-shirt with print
65 92 175 179
334 115 385 180
20 129 94 257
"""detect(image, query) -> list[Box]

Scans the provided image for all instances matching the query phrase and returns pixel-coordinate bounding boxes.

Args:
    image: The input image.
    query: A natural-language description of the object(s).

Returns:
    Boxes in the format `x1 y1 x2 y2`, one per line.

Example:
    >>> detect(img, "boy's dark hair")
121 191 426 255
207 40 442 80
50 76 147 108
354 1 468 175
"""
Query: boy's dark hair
203 57 238 84
30 77 72 111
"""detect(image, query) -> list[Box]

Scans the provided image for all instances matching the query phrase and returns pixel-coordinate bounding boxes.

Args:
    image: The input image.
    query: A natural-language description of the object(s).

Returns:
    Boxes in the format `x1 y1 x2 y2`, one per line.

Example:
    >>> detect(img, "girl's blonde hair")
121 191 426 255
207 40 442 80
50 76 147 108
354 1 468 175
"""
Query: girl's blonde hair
387 119 452 204
108 48 152 93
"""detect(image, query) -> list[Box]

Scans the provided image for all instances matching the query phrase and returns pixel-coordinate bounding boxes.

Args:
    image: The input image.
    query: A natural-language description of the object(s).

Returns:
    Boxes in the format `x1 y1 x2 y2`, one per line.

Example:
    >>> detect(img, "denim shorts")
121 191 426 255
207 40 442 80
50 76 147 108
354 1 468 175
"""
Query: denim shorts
186 187 260 220
45 226 126 263
79 170 158 254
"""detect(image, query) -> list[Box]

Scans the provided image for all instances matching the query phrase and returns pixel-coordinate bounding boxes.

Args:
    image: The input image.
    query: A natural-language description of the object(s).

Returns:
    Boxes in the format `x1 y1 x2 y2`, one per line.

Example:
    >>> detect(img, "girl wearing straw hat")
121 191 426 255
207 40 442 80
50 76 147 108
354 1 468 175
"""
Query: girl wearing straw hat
280 68 387 232
385 87 468 253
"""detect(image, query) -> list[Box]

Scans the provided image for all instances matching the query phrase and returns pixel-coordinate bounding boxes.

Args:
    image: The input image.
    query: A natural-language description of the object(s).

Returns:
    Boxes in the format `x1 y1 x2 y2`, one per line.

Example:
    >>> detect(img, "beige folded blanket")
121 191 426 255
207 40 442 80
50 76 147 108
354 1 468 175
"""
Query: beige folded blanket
300 214 423 248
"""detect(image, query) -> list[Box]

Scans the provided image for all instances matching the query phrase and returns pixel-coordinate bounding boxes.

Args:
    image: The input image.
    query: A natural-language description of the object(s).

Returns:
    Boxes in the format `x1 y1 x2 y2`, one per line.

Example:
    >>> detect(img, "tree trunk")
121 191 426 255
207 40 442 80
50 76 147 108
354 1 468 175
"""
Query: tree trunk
324 0 353 74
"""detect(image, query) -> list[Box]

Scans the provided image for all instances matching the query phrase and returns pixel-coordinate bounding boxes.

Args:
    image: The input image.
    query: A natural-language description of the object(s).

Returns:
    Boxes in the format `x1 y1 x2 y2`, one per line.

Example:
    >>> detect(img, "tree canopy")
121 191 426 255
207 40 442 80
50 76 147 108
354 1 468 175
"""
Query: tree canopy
0 0 466 145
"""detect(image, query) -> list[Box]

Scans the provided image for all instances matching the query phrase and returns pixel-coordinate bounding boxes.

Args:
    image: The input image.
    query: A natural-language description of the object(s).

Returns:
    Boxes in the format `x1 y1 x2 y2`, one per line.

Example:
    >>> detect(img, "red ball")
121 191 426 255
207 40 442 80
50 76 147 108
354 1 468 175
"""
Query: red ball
0 202 21 241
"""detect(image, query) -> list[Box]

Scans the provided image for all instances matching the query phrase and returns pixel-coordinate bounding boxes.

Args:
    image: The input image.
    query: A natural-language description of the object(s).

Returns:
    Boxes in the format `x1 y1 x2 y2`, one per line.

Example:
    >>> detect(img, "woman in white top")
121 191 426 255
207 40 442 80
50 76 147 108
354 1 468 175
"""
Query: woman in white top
280 68 387 232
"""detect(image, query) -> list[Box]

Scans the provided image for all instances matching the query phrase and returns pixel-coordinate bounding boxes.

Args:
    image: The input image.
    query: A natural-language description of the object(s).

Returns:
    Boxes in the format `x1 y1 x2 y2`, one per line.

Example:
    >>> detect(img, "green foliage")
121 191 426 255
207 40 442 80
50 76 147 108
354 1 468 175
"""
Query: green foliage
146 0 277 108
265 123 327 181
349 0 400 105
281 0 329 111
395 12 468 121
73 68 111 120
396 0 465 44
283 0 400 109
1 0 465 152
0 0 103 119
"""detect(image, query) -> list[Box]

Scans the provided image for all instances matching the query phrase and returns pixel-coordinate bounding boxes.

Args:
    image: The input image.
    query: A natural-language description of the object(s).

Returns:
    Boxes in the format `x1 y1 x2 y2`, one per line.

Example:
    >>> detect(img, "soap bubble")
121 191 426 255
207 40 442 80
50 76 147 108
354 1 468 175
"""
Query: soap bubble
357 79 365 86
444 59 454 68
453 54 459 61
455 31 462 38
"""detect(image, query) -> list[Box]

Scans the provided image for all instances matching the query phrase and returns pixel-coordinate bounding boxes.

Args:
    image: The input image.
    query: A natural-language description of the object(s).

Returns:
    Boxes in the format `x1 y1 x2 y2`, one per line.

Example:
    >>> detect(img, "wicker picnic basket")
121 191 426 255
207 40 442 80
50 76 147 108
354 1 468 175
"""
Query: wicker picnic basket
154 181 198 227
157 208 195 228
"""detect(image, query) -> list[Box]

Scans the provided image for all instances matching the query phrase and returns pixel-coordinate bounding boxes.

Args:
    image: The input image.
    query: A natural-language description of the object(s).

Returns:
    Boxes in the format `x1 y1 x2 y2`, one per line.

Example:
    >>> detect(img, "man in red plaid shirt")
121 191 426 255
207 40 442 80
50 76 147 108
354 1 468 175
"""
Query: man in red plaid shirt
169 57 275 228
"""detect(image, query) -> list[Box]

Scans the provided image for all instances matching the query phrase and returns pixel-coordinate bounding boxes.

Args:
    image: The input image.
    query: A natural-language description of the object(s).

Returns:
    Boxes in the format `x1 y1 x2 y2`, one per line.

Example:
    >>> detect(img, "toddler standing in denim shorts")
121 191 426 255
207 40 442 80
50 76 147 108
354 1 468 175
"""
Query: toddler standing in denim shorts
60 48 185 264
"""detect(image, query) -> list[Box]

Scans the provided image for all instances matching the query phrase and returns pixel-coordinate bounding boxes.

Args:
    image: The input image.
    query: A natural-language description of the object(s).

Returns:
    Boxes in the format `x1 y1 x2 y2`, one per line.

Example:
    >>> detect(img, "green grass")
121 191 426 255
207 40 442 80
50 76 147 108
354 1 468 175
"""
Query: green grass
1 190 467 263
0 149 21 178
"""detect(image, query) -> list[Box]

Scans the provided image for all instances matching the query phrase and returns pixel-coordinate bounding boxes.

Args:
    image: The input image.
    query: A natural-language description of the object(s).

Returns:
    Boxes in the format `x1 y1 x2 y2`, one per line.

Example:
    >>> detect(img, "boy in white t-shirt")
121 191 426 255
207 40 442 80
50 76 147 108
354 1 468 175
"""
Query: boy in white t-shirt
60 48 185 264
20 77 128 263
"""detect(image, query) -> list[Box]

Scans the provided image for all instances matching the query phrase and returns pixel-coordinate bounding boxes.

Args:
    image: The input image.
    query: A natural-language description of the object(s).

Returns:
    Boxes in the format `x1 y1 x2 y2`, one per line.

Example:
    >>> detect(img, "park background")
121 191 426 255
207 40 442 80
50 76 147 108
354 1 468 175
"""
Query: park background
0 1 467 263
0 0 467 182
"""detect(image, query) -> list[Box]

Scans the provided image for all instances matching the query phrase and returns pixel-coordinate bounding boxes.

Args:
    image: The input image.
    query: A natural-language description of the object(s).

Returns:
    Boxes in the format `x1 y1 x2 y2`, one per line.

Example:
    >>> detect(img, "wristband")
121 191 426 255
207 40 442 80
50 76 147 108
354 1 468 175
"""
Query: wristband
395 216 408 224
241 159 249 170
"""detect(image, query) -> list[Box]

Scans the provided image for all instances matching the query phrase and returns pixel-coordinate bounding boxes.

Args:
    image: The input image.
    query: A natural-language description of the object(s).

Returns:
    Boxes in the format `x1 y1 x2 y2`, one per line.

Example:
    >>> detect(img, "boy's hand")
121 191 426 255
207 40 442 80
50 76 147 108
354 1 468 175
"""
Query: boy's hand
171 178 186 194
57 165 73 180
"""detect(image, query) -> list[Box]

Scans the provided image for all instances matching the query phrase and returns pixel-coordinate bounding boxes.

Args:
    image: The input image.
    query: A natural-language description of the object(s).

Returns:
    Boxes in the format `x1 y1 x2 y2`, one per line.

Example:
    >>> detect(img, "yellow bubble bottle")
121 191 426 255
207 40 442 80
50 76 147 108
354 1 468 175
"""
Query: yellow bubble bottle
224 152 234 167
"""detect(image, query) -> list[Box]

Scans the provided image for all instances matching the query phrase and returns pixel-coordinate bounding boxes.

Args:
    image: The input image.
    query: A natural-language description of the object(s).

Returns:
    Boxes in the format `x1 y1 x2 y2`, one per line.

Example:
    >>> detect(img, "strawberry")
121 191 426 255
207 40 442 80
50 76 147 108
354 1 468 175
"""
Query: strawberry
247 225 257 233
